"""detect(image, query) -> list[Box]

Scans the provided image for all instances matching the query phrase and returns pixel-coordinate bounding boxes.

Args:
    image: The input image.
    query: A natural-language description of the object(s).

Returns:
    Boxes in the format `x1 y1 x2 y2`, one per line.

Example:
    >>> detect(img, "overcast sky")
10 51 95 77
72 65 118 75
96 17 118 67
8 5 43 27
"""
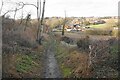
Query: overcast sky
0 0 119 18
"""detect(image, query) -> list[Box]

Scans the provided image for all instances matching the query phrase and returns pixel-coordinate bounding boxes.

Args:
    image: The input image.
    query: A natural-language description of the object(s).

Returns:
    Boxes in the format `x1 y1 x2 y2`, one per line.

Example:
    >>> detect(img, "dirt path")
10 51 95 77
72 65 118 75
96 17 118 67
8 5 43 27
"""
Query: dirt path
42 33 62 78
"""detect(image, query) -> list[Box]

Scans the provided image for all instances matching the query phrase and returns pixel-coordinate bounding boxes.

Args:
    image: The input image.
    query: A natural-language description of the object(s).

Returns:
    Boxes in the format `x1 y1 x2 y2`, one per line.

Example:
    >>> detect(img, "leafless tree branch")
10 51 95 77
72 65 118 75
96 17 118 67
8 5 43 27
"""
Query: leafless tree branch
0 0 4 15
3 2 38 17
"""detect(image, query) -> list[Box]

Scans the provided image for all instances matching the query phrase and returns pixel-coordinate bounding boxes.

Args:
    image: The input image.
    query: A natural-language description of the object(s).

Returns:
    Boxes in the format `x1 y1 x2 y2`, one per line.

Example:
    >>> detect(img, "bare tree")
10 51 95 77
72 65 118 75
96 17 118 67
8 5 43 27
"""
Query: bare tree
40 0 46 35
62 10 66 36
88 40 110 68
37 0 46 45
0 0 3 15
2 2 37 17
36 0 41 42
12 8 17 25
13 8 17 20
2 0 46 44
24 13 31 31
19 8 23 25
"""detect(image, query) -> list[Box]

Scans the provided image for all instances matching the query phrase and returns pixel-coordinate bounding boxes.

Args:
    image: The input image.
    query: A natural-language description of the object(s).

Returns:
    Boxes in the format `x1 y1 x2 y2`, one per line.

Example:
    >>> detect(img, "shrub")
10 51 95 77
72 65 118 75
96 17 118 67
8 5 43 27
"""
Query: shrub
3 22 38 48
61 36 73 44
77 36 90 50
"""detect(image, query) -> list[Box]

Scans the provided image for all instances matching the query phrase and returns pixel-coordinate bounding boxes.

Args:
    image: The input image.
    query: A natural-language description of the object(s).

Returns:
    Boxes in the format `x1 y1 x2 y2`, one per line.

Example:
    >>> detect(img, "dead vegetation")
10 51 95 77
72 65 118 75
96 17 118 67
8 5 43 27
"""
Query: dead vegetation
1 16 119 78
54 34 118 78
2 17 44 78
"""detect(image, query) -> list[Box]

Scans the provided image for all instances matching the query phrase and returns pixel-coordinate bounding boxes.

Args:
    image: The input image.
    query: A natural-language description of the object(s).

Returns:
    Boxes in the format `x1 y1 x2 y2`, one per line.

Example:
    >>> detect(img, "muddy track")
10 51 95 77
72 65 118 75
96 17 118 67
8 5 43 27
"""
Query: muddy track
42 33 62 78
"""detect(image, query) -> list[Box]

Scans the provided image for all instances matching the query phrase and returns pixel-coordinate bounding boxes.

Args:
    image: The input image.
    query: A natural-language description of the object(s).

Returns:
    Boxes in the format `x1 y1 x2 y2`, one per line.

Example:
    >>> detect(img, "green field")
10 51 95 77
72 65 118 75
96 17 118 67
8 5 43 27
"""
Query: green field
90 24 107 29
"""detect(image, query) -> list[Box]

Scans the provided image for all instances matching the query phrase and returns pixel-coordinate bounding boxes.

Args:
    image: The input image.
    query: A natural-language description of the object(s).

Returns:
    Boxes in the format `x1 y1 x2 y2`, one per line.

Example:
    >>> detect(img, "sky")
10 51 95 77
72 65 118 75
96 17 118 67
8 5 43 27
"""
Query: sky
0 0 119 18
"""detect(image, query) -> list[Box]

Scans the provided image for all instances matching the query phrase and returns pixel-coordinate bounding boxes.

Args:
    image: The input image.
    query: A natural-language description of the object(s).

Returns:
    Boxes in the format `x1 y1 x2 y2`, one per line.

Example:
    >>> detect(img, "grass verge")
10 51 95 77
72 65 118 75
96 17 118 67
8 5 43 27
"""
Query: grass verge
16 54 39 73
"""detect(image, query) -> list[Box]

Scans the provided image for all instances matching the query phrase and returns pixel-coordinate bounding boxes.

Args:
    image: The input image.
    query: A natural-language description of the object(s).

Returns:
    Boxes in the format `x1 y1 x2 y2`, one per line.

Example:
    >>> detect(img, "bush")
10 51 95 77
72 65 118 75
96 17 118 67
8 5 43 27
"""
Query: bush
3 21 38 48
77 36 90 50
61 36 73 44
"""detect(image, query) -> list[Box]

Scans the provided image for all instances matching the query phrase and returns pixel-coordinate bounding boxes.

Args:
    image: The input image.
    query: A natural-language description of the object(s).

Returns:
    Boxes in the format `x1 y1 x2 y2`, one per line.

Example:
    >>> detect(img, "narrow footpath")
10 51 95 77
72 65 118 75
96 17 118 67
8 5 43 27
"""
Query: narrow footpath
42 33 62 78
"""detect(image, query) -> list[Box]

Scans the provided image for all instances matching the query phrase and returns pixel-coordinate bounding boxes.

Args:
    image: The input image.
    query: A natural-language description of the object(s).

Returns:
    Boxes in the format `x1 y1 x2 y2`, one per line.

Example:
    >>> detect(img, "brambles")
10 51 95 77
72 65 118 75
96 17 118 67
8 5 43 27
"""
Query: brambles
76 36 90 51
88 39 118 78
2 16 43 78
61 36 73 44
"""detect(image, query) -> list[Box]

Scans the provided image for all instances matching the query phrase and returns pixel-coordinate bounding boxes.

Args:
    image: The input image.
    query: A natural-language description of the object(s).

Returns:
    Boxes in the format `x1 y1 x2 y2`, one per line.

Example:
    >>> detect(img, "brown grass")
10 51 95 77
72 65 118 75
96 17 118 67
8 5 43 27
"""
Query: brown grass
64 50 93 78
2 18 44 78
85 29 111 36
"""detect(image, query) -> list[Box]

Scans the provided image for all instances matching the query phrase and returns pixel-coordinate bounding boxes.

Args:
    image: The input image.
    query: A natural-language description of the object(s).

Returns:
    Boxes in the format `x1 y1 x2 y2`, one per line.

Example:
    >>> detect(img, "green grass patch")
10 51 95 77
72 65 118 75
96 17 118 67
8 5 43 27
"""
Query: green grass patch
90 24 106 29
51 40 72 77
61 65 72 77
16 54 39 73
54 42 69 61
110 45 118 58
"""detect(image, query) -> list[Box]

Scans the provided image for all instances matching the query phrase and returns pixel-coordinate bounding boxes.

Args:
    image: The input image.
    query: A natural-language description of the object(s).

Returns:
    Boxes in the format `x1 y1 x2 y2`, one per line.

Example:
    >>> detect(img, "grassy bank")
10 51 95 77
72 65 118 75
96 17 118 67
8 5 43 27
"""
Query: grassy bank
3 45 44 78
53 34 118 78
53 38 91 78
2 18 45 78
